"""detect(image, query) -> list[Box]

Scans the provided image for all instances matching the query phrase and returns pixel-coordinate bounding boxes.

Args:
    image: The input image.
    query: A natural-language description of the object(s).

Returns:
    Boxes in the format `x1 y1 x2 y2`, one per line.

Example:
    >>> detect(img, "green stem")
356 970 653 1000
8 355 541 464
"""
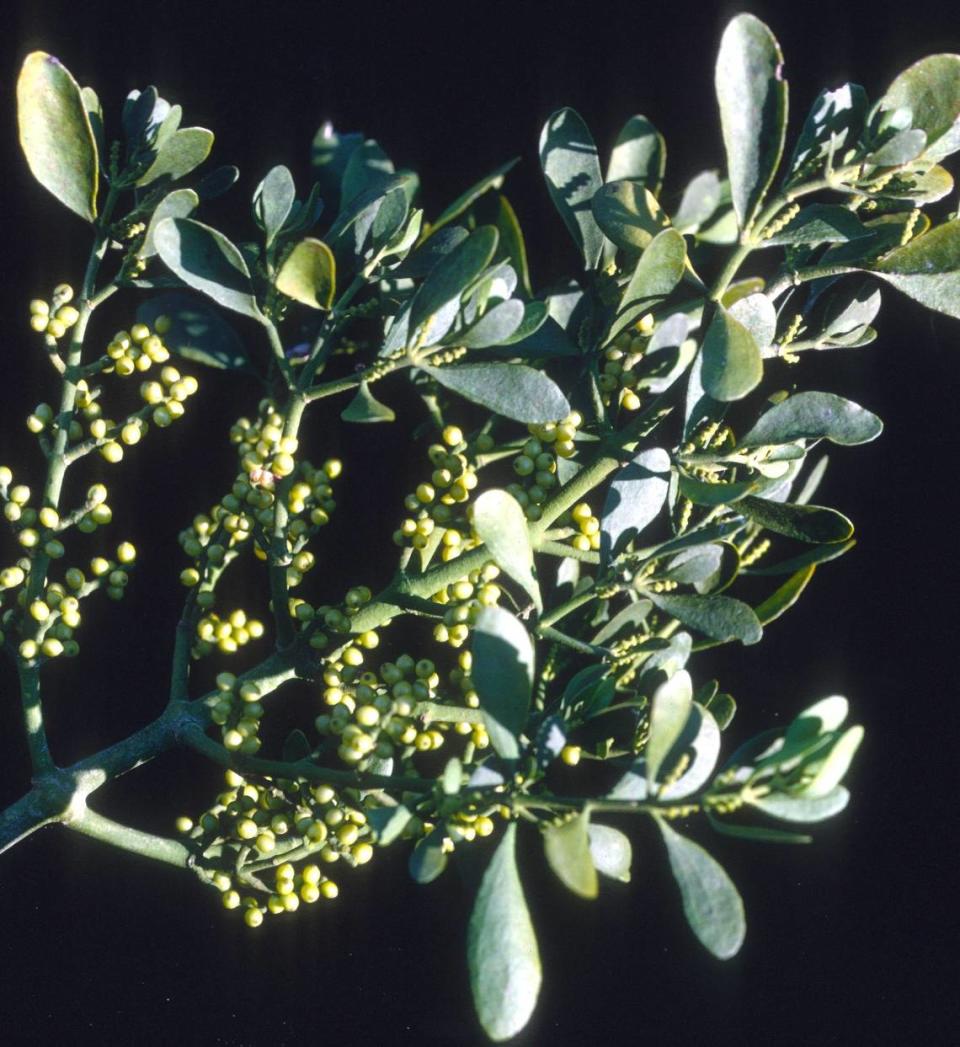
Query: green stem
17 662 53 774
68 807 191 868
765 264 858 301
268 393 307 650
539 583 597 629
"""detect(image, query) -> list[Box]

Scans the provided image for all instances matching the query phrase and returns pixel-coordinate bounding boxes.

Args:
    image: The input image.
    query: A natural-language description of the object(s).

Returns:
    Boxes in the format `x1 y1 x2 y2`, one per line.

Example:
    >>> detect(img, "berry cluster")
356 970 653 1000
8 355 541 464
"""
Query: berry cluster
598 313 656 412
503 412 583 522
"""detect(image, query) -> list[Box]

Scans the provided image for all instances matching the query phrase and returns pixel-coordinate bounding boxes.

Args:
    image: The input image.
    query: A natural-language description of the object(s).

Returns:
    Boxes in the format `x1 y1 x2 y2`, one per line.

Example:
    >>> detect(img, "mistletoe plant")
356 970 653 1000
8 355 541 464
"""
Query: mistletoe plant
4 13 960 1041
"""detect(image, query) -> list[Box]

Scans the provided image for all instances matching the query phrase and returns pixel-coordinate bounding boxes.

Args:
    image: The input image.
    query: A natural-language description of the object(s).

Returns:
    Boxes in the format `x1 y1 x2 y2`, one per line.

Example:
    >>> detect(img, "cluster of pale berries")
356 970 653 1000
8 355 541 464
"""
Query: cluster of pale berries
176 400 342 657
313 649 490 769
503 412 584 523
597 314 656 411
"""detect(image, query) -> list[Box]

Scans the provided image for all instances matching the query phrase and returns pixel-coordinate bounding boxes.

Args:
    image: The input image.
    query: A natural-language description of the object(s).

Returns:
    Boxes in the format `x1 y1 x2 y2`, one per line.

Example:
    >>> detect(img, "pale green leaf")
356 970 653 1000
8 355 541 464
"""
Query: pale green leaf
600 447 671 564
607 114 666 194
646 669 693 788
471 489 541 613
648 592 762 646
276 237 336 310
701 305 763 401
587 824 633 882
253 165 296 247
472 607 534 760
739 496 854 543
740 392 883 448
140 188 199 258
425 362 570 424
748 786 850 822
543 810 598 899
341 382 395 423
137 127 213 186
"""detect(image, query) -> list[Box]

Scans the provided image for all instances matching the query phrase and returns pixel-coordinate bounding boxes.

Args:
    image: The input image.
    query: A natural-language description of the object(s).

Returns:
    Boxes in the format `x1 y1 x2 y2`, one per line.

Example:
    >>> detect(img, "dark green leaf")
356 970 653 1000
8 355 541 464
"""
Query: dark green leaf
707 814 812 844
872 219 960 319
656 817 746 959
539 108 605 268
715 14 788 229
341 382 395 423
600 447 671 564
196 164 239 201
591 599 653 645
753 564 816 625
276 237 336 310
430 158 519 235
704 690 737 730
592 179 670 252
879 54 960 161
789 83 867 176
472 489 541 613
608 229 687 342
498 301 549 346
467 824 542 1042
140 188 198 258
748 787 850 822
155 217 260 319
659 704 723 800
739 496 854 543
740 392 883 448
673 170 723 233
17 52 98 221
425 362 570 424
587 825 633 882
700 305 763 402
392 226 470 279
253 165 296 247
472 607 534 760
135 291 248 370
607 114 666 194
367 804 412 846
310 124 363 213
458 300 526 348
341 138 395 206
543 811 598 899
648 592 762 646
743 537 855 576
137 127 213 186
678 473 759 506
409 828 448 884
645 669 693 787
281 728 311 762
763 204 869 246
495 195 532 297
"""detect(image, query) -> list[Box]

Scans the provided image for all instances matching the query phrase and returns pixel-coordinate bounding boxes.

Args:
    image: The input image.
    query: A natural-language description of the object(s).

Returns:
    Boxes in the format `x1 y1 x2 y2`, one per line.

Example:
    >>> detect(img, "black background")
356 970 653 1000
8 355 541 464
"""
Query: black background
1 1 958 1044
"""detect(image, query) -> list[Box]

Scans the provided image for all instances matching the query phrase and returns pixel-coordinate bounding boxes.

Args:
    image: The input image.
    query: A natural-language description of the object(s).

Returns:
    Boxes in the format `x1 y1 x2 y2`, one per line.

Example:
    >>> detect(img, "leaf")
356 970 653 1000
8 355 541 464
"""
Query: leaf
367 804 412 845
196 164 239 201
659 704 723 800
879 54 960 162
753 564 816 626
392 226 470 279
700 305 763 402
678 473 759 506
748 786 850 823
543 810 598 899
471 489 541 613
744 538 855 577
591 599 652 645
739 496 854 543
587 825 633 882
371 187 410 250
409 828 448 884
458 300 526 348
539 108 606 268
430 158 520 235
253 165 296 247
341 382 395 423
135 291 248 370
495 195 532 297
656 817 746 959
472 607 535 760
409 226 499 339
871 219 960 319
648 592 762 646
715 13 788 229
607 114 666 194
137 127 213 186
789 83 867 175
155 217 260 319
608 229 687 342
673 170 723 232
866 128 927 167
728 292 777 352
592 180 669 251
800 726 864 798
467 825 542 1042
425 362 570 424
599 447 671 565
340 138 395 206
276 238 336 310
310 124 364 213
140 188 199 258
740 392 883 448
281 728 311 762
645 669 693 788
17 52 98 221
705 690 737 731
762 204 869 246
707 815 812 844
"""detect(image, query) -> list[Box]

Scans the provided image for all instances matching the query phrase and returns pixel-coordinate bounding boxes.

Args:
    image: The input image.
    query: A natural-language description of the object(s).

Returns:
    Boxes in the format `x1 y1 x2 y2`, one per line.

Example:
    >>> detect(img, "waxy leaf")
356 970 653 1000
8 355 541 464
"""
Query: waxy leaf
340 138 395 206
471 489 541 613
866 128 927 167
135 291 248 370
749 786 850 823
196 164 239 201
673 170 723 233
701 305 763 401
739 496 854 543
801 726 864 798
424 363 569 424
600 447 671 565
592 180 669 251
276 238 336 310
472 607 534 760
872 219 960 319
140 188 198 258
495 195 532 297
367 804 413 846
253 165 296 247
707 815 812 844
137 127 213 186
754 565 816 626
591 599 653 646
607 114 666 194
740 392 882 448
649 592 762 646
762 204 869 246
409 226 499 339
458 299 526 348
543 810 598 899
728 292 776 353
430 158 520 235
657 817 746 959
609 229 687 342
587 825 633 883
18 52 98 221
540 108 605 268
468 825 542 1042
646 669 693 788
659 704 723 800
409 828 448 884
789 83 867 176
341 382 395 423
879 54 960 162
715 14 787 229
155 217 260 319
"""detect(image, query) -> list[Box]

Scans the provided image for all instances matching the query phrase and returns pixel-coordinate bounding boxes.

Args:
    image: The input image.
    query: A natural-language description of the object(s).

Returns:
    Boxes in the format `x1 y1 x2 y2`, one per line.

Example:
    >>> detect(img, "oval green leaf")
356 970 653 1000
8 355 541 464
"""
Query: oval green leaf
137 127 213 187
592 180 670 251
607 114 666 194
600 447 671 565
471 489 541 613
879 54 960 161
140 188 199 259
253 165 296 247
701 305 763 402
587 824 633 883
135 291 248 371
468 825 542 1042
740 392 883 448
872 218 960 319
17 52 98 221
648 592 763 646
276 237 336 310
739 496 854 543
645 669 694 788
424 362 570 424
543 810 598 899
748 786 850 823
471 607 534 760
410 226 499 338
